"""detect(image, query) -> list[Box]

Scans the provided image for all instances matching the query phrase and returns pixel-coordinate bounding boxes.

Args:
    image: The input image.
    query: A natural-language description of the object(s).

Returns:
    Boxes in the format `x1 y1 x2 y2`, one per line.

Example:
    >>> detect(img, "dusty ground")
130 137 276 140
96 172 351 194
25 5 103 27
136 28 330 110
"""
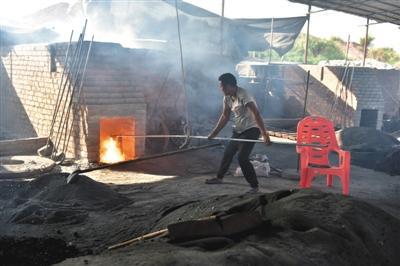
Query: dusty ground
0 142 399 265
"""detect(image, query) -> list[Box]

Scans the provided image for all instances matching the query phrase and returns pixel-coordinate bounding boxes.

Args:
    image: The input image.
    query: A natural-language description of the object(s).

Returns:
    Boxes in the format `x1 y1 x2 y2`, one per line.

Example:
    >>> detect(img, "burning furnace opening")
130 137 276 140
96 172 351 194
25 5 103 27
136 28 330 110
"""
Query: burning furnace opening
99 117 136 163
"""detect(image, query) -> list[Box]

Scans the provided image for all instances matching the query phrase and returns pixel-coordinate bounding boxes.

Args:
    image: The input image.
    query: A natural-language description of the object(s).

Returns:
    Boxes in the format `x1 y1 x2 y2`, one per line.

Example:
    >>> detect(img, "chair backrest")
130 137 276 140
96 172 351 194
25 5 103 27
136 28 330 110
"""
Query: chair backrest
297 116 339 166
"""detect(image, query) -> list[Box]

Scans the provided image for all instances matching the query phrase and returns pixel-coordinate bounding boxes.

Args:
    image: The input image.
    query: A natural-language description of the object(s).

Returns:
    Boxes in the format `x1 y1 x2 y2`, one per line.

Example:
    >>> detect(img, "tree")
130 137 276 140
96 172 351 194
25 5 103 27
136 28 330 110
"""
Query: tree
370 47 400 65
359 35 375 48
247 34 399 66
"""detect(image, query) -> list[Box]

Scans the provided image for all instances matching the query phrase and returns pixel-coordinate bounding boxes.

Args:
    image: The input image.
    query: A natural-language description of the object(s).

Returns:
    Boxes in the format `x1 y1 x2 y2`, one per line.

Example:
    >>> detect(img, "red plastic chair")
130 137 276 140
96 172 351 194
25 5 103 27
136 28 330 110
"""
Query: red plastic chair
296 116 350 195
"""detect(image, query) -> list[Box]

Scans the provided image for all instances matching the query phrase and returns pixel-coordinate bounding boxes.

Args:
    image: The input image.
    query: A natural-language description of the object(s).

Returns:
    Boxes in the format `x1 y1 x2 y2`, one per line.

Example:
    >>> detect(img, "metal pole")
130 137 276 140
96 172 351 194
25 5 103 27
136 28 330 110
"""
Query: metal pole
344 34 350 65
362 17 369 67
62 35 94 158
67 143 223 183
46 30 74 147
268 18 274 63
220 0 225 55
174 0 190 135
113 134 326 148
302 70 310 117
304 4 311 64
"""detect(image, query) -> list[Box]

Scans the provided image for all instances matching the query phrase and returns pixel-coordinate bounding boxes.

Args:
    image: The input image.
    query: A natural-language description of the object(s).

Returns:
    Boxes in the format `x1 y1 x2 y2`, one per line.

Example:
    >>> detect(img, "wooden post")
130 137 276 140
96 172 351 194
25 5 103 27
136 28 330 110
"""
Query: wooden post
304 4 311 64
362 17 369 67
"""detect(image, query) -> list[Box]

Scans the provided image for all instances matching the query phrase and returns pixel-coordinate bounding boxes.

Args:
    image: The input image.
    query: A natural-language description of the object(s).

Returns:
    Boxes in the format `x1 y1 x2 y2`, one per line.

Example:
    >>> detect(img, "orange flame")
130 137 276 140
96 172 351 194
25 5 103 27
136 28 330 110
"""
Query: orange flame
100 137 125 163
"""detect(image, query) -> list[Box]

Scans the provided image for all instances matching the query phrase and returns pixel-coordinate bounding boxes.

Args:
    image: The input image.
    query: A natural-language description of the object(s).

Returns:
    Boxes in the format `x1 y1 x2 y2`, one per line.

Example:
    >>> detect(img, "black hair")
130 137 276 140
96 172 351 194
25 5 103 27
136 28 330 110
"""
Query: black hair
218 73 237 87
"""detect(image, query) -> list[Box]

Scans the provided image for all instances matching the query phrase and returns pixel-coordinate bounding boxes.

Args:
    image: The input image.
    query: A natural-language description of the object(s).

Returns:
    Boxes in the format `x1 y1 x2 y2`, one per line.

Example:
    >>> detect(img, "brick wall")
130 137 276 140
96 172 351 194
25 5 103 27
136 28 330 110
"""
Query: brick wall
0 42 172 161
0 45 56 139
237 62 400 129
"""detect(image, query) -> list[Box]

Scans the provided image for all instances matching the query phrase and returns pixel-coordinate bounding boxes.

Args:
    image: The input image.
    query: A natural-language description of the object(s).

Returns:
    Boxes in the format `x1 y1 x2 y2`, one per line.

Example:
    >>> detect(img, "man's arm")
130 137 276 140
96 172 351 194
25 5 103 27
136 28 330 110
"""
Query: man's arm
208 102 231 139
246 102 271 145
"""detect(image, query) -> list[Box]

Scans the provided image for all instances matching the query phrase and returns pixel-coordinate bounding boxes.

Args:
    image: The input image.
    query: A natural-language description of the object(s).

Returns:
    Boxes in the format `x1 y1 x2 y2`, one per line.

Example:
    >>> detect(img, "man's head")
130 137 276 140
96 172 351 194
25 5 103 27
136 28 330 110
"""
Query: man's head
218 73 237 96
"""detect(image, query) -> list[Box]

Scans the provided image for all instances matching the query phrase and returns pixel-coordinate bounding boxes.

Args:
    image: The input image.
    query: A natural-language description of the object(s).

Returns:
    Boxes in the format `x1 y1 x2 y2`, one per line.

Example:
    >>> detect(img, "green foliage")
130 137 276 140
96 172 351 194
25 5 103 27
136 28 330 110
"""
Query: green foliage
248 34 400 66
359 35 375 48
249 34 345 64
370 47 400 65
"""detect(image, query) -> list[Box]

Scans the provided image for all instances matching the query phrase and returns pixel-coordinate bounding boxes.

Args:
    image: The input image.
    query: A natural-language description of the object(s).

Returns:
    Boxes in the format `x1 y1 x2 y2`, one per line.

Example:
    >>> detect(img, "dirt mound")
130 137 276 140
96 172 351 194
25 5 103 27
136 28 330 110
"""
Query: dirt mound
58 189 400 266
15 173 129 209
6 173 130 225
336 127 399 151
336 127 400 174
0 236 78 266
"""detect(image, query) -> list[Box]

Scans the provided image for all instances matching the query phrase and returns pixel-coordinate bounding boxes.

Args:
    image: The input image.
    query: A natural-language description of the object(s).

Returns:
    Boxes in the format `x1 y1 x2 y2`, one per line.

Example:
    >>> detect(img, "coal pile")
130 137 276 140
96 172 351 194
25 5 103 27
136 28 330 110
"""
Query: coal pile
0 236 78 266
5 173 131 225
59 189 400 266
336 127 400 175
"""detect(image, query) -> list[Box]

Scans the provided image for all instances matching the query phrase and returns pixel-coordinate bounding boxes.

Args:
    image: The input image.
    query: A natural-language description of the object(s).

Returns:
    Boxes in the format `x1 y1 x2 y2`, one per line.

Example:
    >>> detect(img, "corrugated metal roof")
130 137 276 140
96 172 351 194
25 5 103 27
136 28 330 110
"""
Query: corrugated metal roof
289 0 400 25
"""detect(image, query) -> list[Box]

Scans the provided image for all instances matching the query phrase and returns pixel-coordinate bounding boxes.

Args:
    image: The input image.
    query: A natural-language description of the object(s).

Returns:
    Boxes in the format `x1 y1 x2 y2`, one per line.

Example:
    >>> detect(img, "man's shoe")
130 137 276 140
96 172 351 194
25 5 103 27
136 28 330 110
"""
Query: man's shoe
205 178 223 184
246 187 259 194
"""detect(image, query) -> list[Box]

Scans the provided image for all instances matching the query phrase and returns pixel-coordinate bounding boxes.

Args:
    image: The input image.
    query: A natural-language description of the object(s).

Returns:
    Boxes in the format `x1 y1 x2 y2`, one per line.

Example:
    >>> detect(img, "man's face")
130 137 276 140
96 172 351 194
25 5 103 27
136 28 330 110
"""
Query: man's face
219 82 229 96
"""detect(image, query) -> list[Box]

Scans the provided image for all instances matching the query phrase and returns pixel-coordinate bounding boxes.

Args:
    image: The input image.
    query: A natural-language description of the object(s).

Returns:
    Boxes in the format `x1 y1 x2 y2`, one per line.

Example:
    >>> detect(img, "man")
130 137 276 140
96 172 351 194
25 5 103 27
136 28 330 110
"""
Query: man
206 73 271 193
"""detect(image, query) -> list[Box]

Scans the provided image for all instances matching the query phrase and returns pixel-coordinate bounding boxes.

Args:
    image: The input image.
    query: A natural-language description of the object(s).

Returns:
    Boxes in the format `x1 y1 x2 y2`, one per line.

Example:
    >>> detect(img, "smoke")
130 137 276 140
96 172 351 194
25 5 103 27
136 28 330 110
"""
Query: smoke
0 0 252 136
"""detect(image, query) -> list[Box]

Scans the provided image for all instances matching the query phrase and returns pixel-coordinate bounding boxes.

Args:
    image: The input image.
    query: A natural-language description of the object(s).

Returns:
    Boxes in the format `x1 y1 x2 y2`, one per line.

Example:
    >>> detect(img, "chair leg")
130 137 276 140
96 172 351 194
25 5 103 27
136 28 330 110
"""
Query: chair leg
342 173 350 195
299 168 308 188
327 174 333 187
305 171 313 188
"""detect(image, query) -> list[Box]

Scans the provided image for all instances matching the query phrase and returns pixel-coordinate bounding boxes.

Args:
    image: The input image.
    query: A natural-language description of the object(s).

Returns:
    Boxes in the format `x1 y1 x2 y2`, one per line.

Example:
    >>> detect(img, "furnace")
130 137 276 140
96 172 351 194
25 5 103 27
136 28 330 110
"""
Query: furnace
99 117 136 163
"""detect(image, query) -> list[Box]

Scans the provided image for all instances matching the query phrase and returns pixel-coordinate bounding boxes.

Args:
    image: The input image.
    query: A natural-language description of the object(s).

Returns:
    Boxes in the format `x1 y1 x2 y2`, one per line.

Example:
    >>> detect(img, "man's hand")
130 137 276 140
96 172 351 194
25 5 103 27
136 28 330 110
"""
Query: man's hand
208 131 217 140
262 132 272 145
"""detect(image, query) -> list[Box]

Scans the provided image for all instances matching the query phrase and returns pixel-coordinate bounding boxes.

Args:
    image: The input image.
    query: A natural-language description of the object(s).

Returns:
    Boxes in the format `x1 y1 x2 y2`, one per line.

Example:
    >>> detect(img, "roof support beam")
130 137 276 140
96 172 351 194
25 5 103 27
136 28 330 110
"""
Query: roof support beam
362 17 370 67
304 3 311 64
220 0 225 55
289 0 400 25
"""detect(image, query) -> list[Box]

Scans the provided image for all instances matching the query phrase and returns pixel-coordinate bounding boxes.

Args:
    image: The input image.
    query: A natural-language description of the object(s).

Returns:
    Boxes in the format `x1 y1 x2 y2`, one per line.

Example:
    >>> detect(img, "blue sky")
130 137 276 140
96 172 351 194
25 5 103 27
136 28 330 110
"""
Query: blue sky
1 0 400 52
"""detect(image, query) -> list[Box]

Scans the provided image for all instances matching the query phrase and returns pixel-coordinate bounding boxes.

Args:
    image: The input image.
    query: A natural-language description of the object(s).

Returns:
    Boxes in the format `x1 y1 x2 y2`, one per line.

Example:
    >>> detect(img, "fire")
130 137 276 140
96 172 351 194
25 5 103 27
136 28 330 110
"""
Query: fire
100 137 125 163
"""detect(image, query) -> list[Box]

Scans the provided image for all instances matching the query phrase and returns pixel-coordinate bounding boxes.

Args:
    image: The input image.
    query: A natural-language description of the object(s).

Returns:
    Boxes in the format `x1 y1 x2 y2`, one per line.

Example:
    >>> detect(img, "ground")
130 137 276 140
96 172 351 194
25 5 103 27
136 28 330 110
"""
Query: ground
0 143 399 265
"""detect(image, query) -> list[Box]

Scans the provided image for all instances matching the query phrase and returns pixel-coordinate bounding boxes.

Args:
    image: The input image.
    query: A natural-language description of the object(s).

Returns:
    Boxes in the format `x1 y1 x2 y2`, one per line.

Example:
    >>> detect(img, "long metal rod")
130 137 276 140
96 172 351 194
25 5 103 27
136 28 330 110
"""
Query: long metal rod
67 143 223 184
60 25 89 146
53 21 88 156
46 30 74 146
62 35 94 157
113 134 326 148
53 20 88 156
174 0 190 131
52 33 84 156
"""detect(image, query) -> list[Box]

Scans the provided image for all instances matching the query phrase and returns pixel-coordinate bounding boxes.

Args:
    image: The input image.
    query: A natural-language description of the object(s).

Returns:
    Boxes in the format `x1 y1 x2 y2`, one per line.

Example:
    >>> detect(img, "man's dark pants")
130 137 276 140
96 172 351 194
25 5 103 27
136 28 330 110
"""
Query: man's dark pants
217 127 260 188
